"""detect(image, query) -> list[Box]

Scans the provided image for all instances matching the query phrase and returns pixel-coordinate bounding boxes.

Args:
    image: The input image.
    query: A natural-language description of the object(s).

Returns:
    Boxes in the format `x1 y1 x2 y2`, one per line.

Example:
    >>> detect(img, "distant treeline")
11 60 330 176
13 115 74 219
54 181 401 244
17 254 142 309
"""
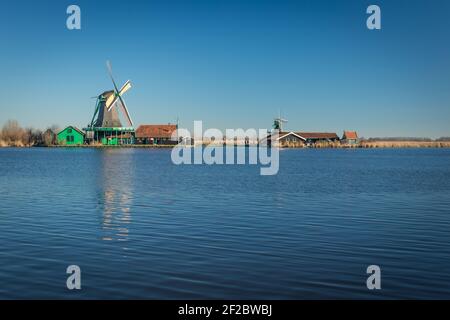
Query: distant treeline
0 120 59 147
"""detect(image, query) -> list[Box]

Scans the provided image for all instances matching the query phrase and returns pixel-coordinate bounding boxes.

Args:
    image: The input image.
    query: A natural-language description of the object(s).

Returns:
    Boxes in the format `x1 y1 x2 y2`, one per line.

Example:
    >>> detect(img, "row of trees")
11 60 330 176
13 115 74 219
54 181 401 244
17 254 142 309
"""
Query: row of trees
0 120 60 147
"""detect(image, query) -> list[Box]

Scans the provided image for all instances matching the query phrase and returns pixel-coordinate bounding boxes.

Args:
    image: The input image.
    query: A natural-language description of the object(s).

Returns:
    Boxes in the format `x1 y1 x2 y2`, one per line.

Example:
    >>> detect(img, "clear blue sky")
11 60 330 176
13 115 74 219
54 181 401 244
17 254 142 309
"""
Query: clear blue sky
0 0 449 138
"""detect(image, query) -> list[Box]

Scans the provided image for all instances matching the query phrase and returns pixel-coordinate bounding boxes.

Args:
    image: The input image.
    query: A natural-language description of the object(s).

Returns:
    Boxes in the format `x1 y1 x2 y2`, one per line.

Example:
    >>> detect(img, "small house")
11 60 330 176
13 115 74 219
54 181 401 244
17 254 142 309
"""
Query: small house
57 126 85 145
341 131 359 145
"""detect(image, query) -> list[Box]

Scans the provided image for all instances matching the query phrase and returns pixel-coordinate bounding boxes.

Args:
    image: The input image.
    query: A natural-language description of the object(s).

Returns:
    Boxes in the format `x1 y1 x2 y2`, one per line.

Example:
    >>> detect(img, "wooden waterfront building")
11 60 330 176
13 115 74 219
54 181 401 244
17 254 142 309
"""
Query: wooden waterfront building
297 132 340 146
263 131 340 147
135 124 178 145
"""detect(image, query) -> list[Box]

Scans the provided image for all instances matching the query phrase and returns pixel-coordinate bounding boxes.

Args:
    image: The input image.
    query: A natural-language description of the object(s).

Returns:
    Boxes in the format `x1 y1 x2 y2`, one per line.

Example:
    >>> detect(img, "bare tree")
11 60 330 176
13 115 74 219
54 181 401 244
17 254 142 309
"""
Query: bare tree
50 124 60 133
43 128 57 146
1 120 25 146
24 127 35 146
24 127 45 146
0 121 61 147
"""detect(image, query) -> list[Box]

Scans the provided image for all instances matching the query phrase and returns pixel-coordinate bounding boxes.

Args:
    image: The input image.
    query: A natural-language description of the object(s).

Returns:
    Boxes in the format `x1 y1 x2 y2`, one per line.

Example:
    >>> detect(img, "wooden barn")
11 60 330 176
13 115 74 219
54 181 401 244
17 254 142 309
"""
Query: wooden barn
135 124 178 145
297 132 340 146
263 131 340 147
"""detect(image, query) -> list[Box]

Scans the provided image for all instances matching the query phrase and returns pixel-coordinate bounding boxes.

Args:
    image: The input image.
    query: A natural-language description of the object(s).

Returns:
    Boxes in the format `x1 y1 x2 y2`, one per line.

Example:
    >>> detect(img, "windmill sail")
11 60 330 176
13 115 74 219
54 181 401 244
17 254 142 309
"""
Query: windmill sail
117 97 133 127
90 61 133 129
119 80 132 95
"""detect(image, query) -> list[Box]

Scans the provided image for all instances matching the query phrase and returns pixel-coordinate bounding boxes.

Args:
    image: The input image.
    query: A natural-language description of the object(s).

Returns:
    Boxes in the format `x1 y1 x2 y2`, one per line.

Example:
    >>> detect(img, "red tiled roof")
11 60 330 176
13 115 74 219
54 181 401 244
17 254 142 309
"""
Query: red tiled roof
136 125 177 138
343 131 358 139
296 132 339 139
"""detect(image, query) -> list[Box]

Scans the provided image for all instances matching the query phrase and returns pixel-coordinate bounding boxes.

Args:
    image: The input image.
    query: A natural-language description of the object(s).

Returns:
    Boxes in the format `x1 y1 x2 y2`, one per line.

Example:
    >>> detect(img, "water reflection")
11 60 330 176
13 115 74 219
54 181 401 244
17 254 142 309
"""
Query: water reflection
97 149 135 243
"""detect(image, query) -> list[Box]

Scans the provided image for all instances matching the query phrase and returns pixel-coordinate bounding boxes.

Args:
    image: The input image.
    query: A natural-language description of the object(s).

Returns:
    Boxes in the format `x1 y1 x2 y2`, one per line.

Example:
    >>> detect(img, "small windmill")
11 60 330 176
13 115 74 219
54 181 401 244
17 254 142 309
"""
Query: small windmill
273 110 288 132
89 61 133 128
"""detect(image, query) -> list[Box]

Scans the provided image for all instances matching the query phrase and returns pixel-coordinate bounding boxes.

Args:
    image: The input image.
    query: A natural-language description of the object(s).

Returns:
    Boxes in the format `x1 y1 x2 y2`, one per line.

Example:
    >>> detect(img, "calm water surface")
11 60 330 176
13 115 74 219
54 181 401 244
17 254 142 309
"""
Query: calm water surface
1 148 450 299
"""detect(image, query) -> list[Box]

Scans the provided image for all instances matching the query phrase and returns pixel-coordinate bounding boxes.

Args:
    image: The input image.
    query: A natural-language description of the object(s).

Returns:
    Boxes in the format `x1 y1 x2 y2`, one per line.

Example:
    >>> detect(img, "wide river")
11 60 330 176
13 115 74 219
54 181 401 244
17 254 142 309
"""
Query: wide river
1 147 450 299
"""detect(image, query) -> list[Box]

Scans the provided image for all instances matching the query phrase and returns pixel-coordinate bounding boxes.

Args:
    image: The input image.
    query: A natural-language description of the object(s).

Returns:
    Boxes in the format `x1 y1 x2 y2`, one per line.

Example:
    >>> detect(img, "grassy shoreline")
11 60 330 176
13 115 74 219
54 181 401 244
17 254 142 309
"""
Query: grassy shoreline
2 141 450 149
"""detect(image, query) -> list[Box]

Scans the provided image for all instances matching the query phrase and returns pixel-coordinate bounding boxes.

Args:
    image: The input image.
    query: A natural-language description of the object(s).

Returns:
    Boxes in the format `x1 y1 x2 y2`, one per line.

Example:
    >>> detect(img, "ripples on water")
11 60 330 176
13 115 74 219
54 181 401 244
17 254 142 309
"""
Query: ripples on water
0 148 450 299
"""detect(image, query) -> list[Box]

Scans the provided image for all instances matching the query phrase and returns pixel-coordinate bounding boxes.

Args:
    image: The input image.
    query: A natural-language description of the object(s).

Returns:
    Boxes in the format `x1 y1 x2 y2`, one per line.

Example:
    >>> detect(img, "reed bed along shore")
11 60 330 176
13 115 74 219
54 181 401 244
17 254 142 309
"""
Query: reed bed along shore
359 140 450 148
280 141 450 148
0 140 27 147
